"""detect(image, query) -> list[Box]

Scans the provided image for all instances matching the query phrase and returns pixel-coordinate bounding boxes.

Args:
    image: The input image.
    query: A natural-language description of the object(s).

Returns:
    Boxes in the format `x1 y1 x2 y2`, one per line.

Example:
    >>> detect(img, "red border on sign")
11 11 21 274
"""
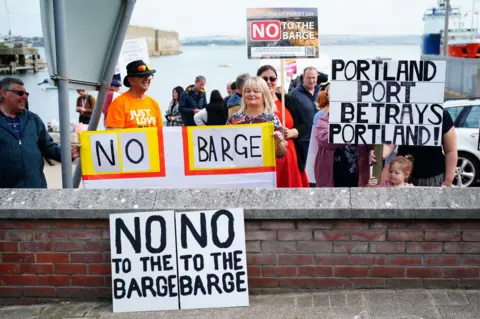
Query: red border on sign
83 127 167 181
181 126 275 176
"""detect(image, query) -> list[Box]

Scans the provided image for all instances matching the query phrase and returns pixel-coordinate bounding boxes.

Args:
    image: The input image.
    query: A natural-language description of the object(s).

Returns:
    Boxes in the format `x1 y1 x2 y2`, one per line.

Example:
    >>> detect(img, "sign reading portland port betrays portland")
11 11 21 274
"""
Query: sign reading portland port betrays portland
246 8 319 59
328 59 447 146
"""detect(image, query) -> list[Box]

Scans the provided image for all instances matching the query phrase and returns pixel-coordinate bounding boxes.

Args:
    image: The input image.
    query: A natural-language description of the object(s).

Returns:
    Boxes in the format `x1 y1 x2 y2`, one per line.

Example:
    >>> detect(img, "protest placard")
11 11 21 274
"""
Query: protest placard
115 38 150 79
175 209 249 309
78 124 276 188
109 209 249 313
110 211 178 313
246 8 319 59
328 59 447 146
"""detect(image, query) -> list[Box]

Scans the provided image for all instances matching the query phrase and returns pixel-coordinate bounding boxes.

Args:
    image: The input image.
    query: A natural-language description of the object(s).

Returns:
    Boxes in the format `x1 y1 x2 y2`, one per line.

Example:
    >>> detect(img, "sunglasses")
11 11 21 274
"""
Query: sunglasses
262 76 277 83
133 74 154 79
137 65 152 72
5 89 29 97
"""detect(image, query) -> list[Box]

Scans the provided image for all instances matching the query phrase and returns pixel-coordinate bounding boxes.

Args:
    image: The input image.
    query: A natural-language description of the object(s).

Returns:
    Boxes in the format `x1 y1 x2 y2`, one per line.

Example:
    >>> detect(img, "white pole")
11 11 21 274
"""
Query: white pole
443 0 450 56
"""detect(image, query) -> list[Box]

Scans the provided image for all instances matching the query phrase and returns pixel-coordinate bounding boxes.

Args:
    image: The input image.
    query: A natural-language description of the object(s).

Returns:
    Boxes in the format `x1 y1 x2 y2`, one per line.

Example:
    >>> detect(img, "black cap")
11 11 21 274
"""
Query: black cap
123 60 156 87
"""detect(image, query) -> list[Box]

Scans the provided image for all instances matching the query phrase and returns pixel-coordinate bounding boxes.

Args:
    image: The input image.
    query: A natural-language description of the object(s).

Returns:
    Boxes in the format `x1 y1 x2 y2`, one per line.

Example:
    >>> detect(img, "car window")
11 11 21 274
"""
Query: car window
462 106 480 128
445 106 465 122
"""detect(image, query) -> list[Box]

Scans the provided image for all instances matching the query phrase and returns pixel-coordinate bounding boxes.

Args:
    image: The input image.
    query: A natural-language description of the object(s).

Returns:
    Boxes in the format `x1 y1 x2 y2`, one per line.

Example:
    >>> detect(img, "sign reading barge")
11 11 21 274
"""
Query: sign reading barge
328 60 447 146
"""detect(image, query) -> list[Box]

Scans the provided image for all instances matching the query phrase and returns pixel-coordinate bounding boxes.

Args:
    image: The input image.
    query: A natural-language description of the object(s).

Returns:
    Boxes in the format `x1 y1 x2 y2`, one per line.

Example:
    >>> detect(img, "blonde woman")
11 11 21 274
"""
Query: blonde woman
227 77 287 158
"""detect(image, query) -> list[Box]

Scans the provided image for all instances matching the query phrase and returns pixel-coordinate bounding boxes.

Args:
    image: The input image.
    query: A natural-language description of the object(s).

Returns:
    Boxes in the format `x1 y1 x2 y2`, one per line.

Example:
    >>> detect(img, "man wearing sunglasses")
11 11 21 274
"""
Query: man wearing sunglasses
105 60 163 129
0 77 80 188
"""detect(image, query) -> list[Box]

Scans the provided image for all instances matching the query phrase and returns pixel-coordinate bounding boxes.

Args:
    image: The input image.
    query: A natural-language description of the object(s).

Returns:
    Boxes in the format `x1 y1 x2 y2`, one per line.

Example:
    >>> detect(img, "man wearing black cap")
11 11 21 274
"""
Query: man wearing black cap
105 60 163 129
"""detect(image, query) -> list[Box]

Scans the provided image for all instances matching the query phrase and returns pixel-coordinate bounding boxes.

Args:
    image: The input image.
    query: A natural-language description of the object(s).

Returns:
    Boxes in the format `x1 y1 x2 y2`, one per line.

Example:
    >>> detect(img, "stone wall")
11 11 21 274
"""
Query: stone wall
0 188 479 304
126 26 181 56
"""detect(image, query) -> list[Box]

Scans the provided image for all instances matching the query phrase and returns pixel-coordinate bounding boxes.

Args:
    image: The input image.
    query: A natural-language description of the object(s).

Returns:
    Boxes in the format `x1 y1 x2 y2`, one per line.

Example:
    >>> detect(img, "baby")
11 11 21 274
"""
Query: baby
368 156 414 188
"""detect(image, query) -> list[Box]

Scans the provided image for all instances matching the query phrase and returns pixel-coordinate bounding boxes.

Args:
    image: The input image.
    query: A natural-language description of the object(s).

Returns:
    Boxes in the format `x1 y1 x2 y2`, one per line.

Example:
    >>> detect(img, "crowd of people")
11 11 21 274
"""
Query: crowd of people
0 58 458 188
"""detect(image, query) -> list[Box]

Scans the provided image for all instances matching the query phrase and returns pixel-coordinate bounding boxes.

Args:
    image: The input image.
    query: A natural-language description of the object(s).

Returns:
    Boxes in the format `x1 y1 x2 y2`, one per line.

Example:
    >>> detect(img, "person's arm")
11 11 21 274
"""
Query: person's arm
83 95 96 115
178 91 194 115
194 108 208 126
105 98 125 129
441 126 458 187
316 115 344 149
36 115 61 162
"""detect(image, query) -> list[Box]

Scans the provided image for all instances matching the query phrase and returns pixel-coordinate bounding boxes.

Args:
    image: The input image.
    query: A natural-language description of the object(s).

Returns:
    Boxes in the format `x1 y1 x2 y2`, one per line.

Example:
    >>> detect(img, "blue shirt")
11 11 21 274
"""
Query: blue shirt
0 112 21 139
313 110 326 126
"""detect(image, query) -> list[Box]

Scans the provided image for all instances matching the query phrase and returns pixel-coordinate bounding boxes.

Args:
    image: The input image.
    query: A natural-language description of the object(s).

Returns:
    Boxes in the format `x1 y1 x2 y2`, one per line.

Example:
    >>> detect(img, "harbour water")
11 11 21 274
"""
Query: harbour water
5 44 420 128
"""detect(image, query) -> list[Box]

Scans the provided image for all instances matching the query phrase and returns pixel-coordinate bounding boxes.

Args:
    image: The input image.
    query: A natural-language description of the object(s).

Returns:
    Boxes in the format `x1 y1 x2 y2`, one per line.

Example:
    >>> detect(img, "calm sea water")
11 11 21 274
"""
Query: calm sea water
5 44 420 128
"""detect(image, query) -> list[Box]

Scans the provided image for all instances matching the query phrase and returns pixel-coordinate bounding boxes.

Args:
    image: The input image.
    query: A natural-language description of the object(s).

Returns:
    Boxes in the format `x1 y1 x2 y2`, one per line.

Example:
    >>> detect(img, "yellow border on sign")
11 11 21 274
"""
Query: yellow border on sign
78 127 161 176
185 123 275 171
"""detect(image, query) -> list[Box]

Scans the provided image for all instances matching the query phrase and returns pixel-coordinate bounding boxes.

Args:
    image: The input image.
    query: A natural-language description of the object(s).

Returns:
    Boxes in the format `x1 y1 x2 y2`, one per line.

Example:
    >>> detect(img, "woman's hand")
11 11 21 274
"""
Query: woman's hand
367 177 378 187
273 131 287 157
283 128 299 140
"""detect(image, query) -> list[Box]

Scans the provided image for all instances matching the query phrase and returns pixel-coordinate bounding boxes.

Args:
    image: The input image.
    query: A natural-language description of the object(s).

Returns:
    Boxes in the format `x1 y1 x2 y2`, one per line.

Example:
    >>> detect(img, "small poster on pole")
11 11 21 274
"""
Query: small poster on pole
246 8 319 60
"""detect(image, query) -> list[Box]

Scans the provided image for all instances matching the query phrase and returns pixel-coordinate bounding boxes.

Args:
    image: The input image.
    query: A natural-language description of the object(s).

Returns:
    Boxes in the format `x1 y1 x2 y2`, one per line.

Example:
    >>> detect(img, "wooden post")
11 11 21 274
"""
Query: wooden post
280 59 286 124
372 144 384 181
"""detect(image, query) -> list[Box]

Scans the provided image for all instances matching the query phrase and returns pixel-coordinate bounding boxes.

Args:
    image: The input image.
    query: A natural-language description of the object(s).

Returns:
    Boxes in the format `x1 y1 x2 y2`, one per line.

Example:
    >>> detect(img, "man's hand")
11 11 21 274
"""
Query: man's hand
193 109 200 114
71 145 80 159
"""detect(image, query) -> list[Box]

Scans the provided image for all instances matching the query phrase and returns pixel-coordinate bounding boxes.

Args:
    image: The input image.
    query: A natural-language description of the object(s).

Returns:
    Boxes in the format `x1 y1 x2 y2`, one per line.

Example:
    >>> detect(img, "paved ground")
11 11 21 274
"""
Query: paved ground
1 289 480 319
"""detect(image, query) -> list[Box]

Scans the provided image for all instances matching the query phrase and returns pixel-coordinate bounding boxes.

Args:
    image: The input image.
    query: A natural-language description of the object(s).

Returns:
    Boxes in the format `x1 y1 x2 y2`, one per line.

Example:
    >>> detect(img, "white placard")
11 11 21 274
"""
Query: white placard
90 134 119 173
331 59 446 82
116 38 150 80
330 81 445 104
192 127 264 169
175 209 249 310
109 211 179 313
328 59 446 146
119 132 151 172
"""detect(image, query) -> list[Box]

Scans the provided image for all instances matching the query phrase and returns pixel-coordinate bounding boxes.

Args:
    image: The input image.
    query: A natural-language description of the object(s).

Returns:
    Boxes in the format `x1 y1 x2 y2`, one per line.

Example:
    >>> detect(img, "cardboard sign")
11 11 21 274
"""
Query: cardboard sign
115 38 150 80
110 211 178 313
246 8 319 59
109 209 249 313
79 124 276 188
176 209 248 309
328 60 447 146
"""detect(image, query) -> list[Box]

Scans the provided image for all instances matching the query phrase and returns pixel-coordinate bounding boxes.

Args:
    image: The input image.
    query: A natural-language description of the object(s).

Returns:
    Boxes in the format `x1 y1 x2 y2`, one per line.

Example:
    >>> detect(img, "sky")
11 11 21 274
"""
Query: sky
0 0 478 38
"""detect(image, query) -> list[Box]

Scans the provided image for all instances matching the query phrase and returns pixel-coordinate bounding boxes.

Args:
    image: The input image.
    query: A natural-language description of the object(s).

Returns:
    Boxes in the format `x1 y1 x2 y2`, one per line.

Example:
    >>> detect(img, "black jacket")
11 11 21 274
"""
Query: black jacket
275 93 308 172
206 103 228 126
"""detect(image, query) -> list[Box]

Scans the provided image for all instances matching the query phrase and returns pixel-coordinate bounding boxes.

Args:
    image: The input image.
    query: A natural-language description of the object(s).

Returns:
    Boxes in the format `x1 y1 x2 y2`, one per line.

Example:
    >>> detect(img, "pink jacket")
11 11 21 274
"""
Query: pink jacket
314 114 371 187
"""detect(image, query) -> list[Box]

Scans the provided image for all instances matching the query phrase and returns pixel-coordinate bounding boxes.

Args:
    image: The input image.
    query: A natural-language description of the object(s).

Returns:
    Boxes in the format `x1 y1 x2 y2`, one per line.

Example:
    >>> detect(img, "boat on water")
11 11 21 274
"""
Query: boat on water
422 0 480 58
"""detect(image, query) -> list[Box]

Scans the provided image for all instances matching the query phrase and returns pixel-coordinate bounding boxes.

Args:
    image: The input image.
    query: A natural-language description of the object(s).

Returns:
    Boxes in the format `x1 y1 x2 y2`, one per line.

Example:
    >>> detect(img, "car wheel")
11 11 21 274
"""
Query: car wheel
454 152 480 187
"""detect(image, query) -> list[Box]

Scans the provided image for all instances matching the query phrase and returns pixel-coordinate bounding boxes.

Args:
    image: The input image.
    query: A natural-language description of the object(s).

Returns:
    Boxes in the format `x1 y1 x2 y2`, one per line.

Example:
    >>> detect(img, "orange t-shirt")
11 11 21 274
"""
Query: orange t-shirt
105 92 163 129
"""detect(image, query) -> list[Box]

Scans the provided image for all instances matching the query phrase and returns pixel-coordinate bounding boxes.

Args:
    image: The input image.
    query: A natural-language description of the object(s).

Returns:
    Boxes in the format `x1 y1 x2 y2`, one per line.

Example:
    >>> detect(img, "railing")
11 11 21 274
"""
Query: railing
422 54 480 98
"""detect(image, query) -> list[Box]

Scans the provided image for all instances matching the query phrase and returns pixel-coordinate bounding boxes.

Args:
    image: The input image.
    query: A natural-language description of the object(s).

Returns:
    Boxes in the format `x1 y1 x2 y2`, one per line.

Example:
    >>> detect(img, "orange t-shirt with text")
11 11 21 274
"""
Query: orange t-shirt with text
105 92 163 129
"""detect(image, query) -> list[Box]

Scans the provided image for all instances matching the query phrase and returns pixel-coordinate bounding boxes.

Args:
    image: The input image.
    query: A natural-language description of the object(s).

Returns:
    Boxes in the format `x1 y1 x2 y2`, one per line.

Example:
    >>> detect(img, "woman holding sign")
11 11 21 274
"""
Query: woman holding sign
227 77 287 158
314 85 372 187
257 65 309 188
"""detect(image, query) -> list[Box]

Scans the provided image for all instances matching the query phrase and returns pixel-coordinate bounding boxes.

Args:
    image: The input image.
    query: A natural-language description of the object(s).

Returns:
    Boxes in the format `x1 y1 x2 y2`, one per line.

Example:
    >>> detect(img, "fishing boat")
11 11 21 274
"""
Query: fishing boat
422 0 480 58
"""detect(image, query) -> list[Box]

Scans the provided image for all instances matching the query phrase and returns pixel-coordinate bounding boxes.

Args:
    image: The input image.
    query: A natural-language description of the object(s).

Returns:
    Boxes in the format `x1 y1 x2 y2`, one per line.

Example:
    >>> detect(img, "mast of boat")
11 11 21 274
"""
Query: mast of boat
443 0 450 55
4 0 12 36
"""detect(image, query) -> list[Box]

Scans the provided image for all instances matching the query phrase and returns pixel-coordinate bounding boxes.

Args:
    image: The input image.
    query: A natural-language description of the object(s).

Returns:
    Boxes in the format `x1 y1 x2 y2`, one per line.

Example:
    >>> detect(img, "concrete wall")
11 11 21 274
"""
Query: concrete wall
0 188 479 303
126 26 181 57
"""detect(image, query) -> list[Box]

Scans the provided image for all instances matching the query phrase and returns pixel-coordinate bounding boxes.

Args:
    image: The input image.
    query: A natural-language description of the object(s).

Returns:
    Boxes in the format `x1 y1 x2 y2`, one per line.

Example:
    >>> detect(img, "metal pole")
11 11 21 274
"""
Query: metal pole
443 0 450 56
72 0 136 188
53 0 72 188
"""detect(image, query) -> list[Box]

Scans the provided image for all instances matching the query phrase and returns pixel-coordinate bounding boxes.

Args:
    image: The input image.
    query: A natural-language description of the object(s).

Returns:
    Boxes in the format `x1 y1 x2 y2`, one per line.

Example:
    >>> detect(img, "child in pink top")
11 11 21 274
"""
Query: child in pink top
368 156 414 188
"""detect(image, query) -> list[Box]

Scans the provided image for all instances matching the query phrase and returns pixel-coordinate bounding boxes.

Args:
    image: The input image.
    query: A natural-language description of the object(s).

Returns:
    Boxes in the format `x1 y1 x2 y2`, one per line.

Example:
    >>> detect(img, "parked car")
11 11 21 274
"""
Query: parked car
444 99 480 187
